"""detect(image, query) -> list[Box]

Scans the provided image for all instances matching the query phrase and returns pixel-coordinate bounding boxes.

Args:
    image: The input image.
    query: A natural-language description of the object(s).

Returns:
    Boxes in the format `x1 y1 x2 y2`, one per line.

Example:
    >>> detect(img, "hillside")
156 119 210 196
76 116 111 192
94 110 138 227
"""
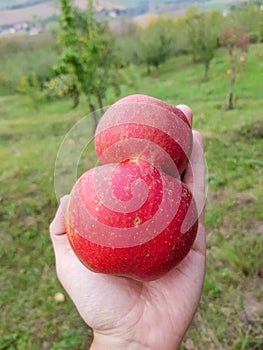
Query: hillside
0 1 58 26
0 0 245 26
0 40 262 349
0 0 123 26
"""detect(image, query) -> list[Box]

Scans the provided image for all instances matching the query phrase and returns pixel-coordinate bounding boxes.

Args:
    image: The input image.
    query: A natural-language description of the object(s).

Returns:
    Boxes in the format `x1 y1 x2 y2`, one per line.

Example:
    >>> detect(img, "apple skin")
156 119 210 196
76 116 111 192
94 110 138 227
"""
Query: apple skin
94 94 193 178
66 159 198 282
115 94 190 127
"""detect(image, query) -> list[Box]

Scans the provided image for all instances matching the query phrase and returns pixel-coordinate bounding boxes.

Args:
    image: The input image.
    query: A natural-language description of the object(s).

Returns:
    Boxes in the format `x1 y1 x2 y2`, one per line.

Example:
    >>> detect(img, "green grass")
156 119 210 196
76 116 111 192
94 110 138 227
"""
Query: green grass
1 44 263 349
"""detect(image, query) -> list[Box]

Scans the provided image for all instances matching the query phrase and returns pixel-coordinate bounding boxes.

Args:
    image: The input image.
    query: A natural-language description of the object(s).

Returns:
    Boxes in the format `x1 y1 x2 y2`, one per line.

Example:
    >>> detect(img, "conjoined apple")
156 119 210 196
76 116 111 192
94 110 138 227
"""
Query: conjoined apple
95 94 193 177
65 95 198 281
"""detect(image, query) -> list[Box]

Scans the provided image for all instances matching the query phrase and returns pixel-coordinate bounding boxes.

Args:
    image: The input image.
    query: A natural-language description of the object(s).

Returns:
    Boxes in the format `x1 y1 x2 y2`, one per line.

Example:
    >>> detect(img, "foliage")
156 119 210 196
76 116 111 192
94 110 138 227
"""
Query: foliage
0 32 56 54
113 20 141 67
17 72 45 109
44 74 79 107
119 64 140 89
230 2 263 42
138 17 176 73
185 8 223 80
172 17 191 56
55 0 120 130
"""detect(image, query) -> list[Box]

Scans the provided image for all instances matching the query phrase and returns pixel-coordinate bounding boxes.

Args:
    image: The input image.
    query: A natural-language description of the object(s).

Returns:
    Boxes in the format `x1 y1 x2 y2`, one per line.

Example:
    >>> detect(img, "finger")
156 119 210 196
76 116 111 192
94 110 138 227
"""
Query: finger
49 195 69 235
183 131 206 254
176 104 193 126
183 130 206 223
49 195 72 257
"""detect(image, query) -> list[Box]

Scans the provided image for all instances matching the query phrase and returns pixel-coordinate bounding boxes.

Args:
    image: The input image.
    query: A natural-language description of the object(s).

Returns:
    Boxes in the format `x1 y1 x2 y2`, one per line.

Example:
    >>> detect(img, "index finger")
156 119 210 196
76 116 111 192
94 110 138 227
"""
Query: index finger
183 131 207 255
183 130 206 224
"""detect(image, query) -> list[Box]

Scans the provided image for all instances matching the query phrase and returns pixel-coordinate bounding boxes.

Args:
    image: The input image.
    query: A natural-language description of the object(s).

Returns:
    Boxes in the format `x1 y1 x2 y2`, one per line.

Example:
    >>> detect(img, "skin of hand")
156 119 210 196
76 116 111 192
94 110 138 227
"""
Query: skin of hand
49 105 206 350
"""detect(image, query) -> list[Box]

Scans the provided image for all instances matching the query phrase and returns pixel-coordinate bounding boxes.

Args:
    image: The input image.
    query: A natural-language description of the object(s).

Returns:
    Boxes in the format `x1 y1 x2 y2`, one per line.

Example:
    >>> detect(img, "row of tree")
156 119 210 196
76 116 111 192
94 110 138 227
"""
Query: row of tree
119 4 262 79
19 0 263 129
55 0 263 121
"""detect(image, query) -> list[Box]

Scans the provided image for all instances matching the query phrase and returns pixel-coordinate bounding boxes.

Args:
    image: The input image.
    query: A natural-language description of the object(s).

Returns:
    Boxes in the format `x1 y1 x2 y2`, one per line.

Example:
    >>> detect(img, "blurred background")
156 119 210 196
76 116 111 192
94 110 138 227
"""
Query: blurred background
0 0 262 349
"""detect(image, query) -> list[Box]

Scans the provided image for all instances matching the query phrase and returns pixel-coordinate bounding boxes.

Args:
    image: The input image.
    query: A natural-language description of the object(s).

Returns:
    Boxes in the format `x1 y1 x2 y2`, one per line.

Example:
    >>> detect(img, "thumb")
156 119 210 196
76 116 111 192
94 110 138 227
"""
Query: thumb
49 195 71 257
176 104 193 126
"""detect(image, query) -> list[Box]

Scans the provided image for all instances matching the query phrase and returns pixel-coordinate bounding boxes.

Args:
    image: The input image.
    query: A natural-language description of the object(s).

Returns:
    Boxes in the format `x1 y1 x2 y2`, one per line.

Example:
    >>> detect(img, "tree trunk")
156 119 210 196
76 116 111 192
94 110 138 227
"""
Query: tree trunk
226 51 237 110
226 73 236 110
87 96 98 135
226 91 234 110
97 93 104 113
204 61 209 81
147 64 151 75
71 84 79 109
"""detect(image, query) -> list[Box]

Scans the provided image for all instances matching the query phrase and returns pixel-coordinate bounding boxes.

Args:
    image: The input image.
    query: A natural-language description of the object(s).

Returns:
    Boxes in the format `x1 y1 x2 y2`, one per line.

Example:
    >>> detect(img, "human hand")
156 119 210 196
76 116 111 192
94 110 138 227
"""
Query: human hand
50 105 206 350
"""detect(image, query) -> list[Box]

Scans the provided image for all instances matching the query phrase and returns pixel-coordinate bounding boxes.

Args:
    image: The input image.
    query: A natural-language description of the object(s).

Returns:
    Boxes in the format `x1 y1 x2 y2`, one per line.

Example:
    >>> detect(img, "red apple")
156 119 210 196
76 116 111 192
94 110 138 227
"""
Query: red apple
66 159 198 281
94 94 192 177
115 94 191 127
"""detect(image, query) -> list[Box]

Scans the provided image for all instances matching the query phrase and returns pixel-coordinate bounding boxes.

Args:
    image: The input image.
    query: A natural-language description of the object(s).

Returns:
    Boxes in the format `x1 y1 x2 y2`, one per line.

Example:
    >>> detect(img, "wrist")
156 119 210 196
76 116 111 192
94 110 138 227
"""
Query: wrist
90 332 152 350
90 331 181 350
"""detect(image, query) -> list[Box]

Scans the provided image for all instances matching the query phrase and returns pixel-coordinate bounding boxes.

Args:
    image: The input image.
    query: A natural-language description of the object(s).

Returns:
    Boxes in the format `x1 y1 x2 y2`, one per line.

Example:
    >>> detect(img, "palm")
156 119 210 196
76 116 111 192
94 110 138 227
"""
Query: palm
50 126 206 349
53 210 205 350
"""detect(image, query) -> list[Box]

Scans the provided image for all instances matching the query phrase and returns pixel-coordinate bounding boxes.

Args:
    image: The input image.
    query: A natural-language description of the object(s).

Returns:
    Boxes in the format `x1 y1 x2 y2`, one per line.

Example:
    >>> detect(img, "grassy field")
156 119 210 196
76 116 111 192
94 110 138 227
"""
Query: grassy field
0 44 263 349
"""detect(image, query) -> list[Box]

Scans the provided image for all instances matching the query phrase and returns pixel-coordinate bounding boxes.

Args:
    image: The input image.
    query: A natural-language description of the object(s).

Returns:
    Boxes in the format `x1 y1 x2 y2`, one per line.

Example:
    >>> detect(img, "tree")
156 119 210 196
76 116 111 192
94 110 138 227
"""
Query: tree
55 0 120 130
230 2 263 43
220 25 249 110
172 17 192 56
185 8 222 81
139 17 176 74
219 3 263 110
112 19 141 67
